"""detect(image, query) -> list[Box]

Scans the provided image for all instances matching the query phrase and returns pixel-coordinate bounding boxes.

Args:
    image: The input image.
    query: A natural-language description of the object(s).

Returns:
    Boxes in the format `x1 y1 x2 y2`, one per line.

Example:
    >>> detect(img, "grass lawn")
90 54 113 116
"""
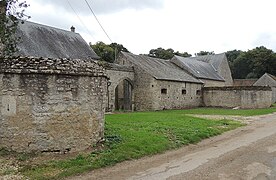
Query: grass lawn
2 106 276 180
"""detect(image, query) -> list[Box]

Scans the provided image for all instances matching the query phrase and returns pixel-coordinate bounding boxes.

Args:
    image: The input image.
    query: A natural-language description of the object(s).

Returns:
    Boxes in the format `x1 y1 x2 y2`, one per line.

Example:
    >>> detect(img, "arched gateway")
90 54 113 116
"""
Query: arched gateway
105 63 135 112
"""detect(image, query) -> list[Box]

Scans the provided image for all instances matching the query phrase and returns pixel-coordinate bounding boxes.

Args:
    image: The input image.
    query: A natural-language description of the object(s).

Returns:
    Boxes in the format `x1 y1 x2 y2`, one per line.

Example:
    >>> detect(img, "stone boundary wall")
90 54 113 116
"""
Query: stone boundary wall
0 56 108 153
203 86 272 109
0 56 106 76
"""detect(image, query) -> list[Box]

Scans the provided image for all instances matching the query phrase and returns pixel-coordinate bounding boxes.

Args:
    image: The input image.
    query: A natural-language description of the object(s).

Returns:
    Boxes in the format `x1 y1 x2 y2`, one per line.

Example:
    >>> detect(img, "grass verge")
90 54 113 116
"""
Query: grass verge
19 110 246 180
163 106 276 116
2 106 275 179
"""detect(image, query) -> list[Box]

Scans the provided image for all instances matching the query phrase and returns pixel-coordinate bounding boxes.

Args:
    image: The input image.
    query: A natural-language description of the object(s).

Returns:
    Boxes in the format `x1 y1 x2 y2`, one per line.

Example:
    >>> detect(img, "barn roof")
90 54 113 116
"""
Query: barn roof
15 21 99 60
254 73 276 87
120 52 202 83
171 55 225 81
267 73 276 81
191 53 226 70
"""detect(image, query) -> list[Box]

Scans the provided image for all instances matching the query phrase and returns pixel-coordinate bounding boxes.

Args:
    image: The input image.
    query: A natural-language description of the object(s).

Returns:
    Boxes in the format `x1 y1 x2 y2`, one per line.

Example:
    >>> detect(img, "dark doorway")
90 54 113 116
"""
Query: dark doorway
115 79 133 111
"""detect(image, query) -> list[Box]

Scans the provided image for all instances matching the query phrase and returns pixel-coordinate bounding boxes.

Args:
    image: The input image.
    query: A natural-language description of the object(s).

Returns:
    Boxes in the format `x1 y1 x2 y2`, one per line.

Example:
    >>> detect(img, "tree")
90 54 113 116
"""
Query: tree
231 51 252 79
148 47 191 60
231 46 276 79
225 49 243 72
174 51 192 58
109 42 129 54
0 0 30 56
148 47 174 59
195 51 215 56
90 41 129 63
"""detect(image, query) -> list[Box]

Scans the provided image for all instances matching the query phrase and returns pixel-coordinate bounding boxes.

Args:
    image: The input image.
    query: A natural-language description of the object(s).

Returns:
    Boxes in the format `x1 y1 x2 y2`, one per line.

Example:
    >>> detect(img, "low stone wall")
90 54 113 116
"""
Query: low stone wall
0 57 108 153
203 86 272 109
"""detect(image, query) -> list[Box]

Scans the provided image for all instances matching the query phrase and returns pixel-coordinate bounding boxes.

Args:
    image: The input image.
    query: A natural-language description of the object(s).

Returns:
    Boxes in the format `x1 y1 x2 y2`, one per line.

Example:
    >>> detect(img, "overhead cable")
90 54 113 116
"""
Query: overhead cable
84 0 113 43
66 0 96 41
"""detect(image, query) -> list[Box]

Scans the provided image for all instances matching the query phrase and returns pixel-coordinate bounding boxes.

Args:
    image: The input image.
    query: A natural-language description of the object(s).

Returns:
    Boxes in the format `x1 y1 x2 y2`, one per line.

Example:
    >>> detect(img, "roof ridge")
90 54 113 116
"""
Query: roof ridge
20 20 78 35
266 73 276 81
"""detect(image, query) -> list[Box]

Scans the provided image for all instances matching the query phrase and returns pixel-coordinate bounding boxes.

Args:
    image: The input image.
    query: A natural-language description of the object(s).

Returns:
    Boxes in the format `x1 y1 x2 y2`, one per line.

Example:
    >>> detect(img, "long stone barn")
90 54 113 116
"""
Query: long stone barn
106 52 273 111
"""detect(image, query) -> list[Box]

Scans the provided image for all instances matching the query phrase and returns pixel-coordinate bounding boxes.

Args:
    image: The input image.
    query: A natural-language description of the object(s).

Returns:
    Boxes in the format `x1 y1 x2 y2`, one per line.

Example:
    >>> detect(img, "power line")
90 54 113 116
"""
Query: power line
66 0 96 42
84 0 113 43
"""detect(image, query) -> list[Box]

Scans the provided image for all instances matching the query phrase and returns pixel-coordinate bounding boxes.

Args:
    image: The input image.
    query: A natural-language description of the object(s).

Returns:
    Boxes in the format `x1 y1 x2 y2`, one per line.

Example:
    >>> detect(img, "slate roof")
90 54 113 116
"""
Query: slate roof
171 55 225 81
120 52 202 83
15 21 99 59
254 73 276 87
267 73 276 81
192 53 226 70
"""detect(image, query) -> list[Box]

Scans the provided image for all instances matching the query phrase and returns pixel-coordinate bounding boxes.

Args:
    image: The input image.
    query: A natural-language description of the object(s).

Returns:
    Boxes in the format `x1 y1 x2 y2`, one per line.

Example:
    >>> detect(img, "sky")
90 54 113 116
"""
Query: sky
24 0 276 55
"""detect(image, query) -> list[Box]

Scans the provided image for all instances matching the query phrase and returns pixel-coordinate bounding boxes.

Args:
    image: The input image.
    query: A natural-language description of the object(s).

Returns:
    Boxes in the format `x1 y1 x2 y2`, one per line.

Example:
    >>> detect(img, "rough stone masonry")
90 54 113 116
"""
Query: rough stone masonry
0 56 108 153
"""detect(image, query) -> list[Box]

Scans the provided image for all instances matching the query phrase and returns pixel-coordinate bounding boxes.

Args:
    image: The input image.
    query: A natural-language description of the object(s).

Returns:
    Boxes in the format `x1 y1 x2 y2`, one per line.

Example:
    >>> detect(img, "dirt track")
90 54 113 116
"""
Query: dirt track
68 113 276 180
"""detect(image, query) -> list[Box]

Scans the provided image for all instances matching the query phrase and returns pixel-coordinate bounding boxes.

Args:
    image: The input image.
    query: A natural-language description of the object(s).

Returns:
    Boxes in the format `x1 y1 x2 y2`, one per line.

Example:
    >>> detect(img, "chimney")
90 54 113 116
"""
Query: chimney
70 26 75 33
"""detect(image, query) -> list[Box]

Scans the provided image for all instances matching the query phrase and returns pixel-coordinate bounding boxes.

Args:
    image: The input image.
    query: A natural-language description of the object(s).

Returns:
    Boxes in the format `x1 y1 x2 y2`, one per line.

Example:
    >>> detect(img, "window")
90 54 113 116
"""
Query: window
182 89 187 95
161 88 167 94
196 90 201 95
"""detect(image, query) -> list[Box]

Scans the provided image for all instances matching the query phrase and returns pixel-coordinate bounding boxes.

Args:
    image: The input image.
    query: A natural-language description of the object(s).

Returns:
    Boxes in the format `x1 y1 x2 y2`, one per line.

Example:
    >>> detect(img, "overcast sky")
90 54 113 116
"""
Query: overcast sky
24 0 276 55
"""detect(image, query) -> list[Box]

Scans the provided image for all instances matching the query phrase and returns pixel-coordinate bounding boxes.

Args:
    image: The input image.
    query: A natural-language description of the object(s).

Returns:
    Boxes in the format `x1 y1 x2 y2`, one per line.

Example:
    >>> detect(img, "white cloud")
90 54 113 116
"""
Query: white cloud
32 0 164 15
24 0 276 55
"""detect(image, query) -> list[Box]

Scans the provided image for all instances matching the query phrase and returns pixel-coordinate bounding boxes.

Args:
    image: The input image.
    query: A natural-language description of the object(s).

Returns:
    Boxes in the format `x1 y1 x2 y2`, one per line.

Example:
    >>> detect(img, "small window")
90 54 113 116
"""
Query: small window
182 89 187 95
161 88 167 94
196 90 201 95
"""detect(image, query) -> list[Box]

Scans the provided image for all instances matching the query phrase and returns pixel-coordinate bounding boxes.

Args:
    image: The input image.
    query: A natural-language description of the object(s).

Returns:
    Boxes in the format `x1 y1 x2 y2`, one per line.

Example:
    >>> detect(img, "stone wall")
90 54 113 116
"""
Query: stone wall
217 56 233 86
151 80 203 110
272 87 276 103
0 57 108 153
132 66 157 111
200 79 226 87
132 65 203 111
203 86 272 109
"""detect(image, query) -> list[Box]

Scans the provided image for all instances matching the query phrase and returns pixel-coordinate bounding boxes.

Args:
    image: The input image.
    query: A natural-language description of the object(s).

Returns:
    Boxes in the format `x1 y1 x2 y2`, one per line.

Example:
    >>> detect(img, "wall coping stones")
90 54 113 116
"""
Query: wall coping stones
0 56 108 77
203 86 272 91
102 62 134 72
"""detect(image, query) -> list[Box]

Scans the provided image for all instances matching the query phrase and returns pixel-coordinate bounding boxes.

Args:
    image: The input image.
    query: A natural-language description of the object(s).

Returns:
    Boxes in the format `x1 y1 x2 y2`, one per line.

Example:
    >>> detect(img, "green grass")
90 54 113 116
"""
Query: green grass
20 110 246 180
163 106 276 116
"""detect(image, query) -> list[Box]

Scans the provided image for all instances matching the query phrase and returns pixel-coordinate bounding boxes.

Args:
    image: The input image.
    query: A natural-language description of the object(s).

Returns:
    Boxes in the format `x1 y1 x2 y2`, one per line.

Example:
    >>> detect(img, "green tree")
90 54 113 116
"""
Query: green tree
149 47 174 59
174 51 192 58
110 42 129 54
148 47 191 60
231 46 276 79
90 41 129 63
195 51 215 56
225 49 243 72
0 0 30 56
231 52 252 79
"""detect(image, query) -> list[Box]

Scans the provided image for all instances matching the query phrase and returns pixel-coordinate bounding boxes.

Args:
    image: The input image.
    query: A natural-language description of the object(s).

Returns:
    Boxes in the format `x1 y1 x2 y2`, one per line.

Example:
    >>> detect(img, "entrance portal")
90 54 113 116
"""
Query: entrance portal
115 79 132 111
